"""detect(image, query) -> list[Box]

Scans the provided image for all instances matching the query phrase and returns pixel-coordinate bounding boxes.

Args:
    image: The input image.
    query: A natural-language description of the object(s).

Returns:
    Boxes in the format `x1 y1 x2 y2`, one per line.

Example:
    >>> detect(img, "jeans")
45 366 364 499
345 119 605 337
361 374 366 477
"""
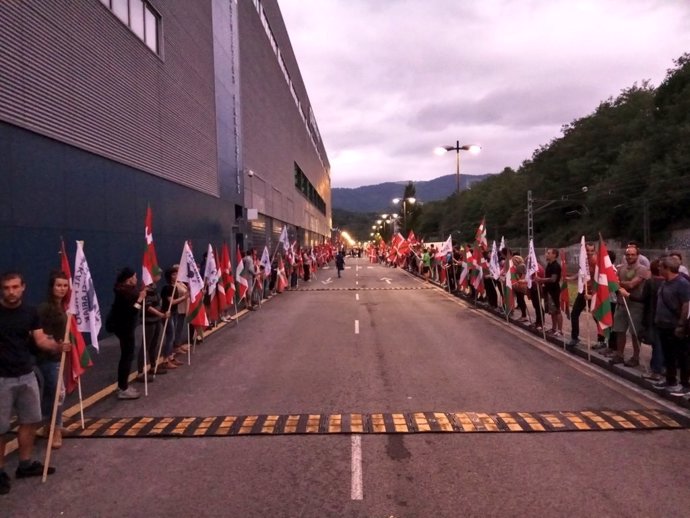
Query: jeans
116 328 136 390
646 325 665 374
37 361 63 426
138 321 162 373
658 327 690 386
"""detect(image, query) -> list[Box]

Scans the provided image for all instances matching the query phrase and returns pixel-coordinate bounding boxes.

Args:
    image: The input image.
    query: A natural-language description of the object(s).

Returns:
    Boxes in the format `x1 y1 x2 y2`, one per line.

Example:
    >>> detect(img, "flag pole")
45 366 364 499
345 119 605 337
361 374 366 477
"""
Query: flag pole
535 285 547 341
584 280 592 361
77 378 85 429
153 283 177 375
142 298 148 396
43 315 71 482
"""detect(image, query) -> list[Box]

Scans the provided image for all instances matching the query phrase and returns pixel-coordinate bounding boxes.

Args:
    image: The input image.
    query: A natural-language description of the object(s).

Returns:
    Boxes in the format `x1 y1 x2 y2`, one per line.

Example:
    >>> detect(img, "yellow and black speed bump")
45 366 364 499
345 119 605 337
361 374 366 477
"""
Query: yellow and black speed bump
295 286 434 291
62 409 690 438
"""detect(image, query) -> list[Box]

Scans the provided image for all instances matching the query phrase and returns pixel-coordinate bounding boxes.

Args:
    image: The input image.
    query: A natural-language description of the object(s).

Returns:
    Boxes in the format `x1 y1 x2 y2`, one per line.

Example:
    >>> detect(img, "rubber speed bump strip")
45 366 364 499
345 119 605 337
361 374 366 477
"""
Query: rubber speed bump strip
292 287 433 291
62 409 690 438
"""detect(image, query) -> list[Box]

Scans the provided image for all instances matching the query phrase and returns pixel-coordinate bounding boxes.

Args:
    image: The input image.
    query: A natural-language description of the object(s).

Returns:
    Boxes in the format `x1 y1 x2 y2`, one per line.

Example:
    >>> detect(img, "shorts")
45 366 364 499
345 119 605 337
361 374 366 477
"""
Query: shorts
613 300 644 334
545 291 560 314
0 372 42 434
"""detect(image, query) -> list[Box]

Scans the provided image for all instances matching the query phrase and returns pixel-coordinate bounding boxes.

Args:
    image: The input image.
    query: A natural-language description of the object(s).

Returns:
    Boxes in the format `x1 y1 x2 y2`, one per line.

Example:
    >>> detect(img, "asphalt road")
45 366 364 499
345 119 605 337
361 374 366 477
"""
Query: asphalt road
4 257 690 517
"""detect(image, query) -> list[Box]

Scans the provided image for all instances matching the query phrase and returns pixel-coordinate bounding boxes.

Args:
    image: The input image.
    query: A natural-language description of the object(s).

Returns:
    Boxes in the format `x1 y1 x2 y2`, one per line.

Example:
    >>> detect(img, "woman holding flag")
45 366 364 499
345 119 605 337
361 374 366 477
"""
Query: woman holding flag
36 271 70 448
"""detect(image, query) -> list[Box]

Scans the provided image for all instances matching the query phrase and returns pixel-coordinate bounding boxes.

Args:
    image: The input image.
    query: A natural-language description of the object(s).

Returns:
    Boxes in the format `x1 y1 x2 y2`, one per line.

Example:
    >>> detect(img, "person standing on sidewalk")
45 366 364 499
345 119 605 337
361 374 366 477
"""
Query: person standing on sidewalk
567 242 597 349
0 271 70 494
110 268 147 400
611 246 650 366
36 270 71 449
537 248 563 337
653 255 690 396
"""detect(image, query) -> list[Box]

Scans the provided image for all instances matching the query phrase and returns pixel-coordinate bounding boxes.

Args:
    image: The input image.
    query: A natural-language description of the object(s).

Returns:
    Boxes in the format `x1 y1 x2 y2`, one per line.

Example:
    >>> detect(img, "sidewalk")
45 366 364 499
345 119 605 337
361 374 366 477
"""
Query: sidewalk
418 270 690 411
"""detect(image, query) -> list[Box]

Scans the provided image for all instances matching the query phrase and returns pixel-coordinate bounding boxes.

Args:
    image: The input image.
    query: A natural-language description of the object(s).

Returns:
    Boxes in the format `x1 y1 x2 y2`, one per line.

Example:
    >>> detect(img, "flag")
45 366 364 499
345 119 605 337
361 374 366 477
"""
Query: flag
214 245 228 313
470 246 484 293
560 253 570 315
142 205 161 286
178 241 208 327
577 235 590 294
60 240 92 394
475 217 488 251
407 230 418 246
436 234 453 258
276 256 289 292
489 241 501 280
591 238 619 338
204 244 221 321
235 245 249 301
526 239 539 289
69 241 102 351
504 256 517 312
220 242 235 306
499 236 506 253
279 226 290 252
458 247 472 290
260 246 272 277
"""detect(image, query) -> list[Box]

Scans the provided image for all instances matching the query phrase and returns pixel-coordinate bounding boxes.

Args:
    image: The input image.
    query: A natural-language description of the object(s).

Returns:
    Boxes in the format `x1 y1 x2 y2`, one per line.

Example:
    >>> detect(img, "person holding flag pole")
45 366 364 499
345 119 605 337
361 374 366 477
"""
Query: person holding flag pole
140 206 163 391
567 237 595 356
526 239 547 341
178 241 208 357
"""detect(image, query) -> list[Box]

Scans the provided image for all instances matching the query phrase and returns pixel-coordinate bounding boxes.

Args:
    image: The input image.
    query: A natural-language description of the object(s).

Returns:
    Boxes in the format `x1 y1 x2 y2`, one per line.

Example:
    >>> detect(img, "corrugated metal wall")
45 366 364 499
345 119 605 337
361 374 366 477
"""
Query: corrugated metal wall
0 0 220 196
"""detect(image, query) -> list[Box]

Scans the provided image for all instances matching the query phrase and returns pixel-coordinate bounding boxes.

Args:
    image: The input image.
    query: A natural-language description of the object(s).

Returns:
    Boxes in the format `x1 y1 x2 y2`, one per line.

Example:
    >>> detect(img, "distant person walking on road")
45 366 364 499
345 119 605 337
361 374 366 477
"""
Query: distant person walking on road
0 271 70 493
336 251 345 278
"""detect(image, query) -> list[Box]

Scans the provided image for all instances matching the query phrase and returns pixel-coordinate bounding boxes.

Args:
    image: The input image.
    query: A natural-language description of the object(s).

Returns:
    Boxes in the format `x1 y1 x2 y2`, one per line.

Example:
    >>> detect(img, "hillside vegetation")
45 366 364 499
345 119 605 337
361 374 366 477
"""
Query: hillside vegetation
410 54 690 247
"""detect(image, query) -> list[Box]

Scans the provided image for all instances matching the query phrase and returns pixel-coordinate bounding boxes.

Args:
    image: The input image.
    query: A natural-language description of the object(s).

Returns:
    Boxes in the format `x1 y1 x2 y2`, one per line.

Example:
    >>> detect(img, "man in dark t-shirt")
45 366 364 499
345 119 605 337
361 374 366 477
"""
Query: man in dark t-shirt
0 272 69 493
537 248 563 337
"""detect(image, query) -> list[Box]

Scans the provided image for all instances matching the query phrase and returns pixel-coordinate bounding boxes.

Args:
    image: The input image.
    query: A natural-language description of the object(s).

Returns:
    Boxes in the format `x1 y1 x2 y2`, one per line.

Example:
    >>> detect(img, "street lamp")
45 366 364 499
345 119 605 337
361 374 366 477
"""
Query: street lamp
392 197 416 234
434 141 481 194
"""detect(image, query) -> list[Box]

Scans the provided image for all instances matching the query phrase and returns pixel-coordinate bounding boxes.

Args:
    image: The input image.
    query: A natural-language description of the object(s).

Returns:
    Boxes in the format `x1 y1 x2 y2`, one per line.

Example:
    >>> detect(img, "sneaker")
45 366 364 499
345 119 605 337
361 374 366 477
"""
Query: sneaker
566 339 579 348
0 471 10 494
593 341 607 350
117 386 141 400
624 358 640 368
553 331 564 338
652 380 671 389
666 384 686 395
16 461 55 478
642 373 663 382
609 354 625 365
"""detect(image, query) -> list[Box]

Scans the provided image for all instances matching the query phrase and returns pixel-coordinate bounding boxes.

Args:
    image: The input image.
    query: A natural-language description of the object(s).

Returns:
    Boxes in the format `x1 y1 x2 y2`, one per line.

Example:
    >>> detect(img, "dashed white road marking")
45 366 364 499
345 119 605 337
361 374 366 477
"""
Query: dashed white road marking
354 320 360 334
351 435 363 500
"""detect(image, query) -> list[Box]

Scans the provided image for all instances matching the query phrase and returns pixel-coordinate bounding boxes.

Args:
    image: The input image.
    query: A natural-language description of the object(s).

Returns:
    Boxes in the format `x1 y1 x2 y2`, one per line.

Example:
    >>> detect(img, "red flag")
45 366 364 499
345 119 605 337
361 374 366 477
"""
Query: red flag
60 240 93 394
235 245 249 301
475 217 488 251
277 256 289 292
142 205 161 286
591 238 619 338
220 243 235 306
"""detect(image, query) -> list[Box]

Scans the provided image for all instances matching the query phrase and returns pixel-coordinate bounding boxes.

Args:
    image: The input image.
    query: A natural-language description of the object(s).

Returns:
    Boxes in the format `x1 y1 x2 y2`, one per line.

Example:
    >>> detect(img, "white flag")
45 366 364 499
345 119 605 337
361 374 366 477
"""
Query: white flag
178 241 205 303
279 226 290 252
577 235 590 294
489 241 501 280
499 236 506 253
204 244 220 300
436 234 453 258
260 246 272 276
526 239 539 289
69 241 102 351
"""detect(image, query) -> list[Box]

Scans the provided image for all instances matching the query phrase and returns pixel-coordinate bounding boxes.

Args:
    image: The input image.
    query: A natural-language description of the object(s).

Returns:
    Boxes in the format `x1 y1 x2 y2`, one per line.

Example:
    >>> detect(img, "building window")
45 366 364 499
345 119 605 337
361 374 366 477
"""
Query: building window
294 163 326 215
100 0 160 54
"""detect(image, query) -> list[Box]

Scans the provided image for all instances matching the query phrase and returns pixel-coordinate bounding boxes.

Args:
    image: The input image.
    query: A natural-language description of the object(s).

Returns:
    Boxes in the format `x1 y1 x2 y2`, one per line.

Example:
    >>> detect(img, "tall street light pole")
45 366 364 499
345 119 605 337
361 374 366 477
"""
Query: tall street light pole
434 141 481 194
392 197 416 234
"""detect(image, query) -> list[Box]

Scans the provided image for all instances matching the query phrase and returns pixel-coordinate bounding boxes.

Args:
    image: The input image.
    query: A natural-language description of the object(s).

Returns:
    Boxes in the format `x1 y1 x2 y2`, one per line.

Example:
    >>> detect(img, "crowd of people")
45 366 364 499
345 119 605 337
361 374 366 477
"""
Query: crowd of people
0 243 335 495
373 238 690 399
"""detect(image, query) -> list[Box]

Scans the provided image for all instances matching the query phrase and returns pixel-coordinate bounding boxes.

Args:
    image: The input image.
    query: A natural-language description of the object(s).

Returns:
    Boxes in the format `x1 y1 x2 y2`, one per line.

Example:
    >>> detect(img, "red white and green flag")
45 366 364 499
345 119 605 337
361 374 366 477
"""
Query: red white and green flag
591 237 619 338
235 245 249 301
475 217 488 251
276 256 289 292
142 205 161 286
220 242 235 306
178 241 208 327
60 240 93 394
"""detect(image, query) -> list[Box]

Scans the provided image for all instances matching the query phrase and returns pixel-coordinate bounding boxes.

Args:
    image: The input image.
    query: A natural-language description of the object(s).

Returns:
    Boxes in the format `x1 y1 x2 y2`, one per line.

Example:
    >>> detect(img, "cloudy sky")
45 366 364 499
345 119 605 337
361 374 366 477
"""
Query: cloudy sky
278 0 690 189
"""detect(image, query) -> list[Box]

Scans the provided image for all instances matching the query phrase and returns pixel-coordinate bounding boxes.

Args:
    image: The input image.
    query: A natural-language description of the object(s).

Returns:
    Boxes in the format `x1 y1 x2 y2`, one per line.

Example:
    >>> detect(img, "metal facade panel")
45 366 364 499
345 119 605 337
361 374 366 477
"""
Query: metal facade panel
0 0 219 196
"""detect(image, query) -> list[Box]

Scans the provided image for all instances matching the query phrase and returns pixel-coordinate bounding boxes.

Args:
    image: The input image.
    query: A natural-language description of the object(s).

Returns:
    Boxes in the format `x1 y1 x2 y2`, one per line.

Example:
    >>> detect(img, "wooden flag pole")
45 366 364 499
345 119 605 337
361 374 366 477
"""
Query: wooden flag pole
153 283 177 376
77 378 85 429
43 316 71 482
142 298 148 396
